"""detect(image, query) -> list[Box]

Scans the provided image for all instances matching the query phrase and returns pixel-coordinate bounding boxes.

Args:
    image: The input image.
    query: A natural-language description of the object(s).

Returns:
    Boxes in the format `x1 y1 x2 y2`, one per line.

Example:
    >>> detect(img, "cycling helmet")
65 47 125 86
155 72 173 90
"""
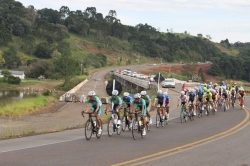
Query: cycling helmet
203 87 207 91
112 90 119 96
191 89 195 93
157 90 163 94
180 91 185 95
88 91 96 96
134 93 141 99
140 91 147 95
123 92 129 97
163 92 168 96
207 84 212 88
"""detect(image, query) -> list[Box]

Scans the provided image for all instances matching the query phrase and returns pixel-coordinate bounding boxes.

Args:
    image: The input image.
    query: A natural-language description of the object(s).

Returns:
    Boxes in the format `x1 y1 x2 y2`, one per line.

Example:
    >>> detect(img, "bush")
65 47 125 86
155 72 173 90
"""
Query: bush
7 76 21 84
42 89 51 96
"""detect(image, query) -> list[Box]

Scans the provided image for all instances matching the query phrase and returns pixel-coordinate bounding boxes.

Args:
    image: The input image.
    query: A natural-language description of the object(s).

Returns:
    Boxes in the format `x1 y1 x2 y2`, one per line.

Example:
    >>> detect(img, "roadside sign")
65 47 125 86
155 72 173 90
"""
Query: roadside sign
106 80 122 96
154 73 165 83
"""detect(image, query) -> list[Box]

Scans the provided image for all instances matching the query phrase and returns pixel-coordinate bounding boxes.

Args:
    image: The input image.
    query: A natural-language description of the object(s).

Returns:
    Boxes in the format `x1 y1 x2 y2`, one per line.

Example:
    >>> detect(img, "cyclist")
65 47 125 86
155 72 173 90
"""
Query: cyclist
82 91 103 135
238 87 245 108
177 91 188 107
187 89 197 116
230 85 236 106
197 88 204 103
131 93 147 136
122 92 133 128
105 90 122 126
202 89 213 114
163 92 171 120
152 90 166 122
211 89 218 111
140 91 152 124
221 86 230 110
221 81 226 86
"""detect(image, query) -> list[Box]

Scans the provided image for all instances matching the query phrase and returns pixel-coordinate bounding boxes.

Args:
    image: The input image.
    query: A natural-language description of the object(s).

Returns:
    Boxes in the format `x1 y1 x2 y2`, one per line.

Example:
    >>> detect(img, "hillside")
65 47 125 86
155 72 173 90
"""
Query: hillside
0 0 250 84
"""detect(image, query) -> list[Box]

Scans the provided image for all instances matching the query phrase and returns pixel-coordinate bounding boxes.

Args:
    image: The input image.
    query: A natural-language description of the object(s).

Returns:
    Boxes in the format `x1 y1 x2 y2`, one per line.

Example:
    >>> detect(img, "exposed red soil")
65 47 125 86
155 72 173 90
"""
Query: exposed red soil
141 64 220 82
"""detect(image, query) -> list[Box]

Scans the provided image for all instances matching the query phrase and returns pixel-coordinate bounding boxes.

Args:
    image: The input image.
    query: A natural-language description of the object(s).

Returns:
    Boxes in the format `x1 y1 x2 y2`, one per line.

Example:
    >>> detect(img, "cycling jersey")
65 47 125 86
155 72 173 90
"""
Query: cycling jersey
222 90 228 98
155 94 166 106
132 98 147 116
108 96 122 111
211 93 217 100
165 96 170 104
86 96 102 116
197 91 204 99
122 96 133 107
188 93 196 102
142 95 151 107
204 92 212 99
179 95 187 105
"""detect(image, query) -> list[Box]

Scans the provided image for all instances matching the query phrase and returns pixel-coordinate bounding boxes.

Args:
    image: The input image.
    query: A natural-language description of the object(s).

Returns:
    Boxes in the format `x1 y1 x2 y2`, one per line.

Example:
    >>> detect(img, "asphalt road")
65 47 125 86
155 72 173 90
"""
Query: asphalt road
0 84 249 166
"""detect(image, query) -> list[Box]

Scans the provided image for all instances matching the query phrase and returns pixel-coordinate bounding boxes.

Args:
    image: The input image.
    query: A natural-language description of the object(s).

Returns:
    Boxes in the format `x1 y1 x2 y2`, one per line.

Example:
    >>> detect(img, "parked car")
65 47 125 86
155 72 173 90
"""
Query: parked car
139 74 147 79
162 78 176 88
132 72 137 77
182 82 201 94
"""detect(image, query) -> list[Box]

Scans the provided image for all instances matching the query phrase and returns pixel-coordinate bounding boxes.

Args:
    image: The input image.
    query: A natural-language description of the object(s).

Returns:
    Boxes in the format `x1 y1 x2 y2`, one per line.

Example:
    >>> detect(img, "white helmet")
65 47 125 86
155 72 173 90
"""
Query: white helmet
163 92 168 96
112 90 119 96
180 91 185 95
88 91 96 96
134 93 141 99
123 92 129 97
140 91 147 95
157 90 163 94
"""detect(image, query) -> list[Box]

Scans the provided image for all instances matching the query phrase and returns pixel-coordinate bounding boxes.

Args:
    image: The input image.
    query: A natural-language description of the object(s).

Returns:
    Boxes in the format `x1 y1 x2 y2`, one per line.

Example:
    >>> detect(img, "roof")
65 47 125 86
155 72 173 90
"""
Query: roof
0 70 25 75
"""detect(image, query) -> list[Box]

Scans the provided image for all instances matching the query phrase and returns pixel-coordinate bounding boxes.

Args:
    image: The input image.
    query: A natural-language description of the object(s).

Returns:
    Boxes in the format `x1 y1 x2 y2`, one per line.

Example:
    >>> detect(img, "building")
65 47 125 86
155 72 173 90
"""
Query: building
0 70 25 79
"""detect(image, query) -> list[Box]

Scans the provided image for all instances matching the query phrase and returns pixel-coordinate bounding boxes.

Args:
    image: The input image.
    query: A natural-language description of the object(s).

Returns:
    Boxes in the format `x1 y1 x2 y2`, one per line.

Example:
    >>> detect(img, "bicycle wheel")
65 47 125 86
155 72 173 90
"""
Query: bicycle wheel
132 120 139 140
146 120 151 131
180 109 184 123
85 119 93 140
140 126 144 138
117 121 122 135
107 118 113 137
224 102 226 112
121 115 127 132
156 111 161 128
96 119 103 139
212 107 215 115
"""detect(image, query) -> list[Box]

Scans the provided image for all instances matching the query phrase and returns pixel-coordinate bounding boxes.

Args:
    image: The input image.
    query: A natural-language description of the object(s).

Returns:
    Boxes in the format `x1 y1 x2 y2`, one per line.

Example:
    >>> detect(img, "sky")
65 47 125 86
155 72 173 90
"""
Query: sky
19 0 250 43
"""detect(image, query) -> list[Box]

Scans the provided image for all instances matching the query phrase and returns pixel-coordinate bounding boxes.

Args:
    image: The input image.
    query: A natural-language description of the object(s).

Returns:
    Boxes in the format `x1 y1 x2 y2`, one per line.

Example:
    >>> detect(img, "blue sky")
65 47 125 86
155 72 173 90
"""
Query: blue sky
19 0 250 43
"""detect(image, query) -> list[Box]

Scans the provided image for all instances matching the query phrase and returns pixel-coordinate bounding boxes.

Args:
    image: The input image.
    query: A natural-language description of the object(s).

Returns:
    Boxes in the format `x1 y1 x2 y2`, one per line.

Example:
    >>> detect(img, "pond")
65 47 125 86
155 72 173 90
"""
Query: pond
0 90 38 107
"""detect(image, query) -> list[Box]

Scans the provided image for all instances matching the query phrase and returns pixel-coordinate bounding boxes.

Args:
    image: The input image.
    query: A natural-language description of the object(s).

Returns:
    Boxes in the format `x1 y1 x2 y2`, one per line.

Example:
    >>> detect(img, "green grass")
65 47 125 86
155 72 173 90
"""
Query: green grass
0 96 53 117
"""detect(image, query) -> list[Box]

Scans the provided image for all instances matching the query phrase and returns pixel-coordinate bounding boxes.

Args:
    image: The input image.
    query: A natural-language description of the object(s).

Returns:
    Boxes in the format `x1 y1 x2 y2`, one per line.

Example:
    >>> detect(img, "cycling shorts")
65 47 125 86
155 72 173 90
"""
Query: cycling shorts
198 98 202 102
90 105 102 116
181 101 186 106
112 104 121 114
135 105 147 116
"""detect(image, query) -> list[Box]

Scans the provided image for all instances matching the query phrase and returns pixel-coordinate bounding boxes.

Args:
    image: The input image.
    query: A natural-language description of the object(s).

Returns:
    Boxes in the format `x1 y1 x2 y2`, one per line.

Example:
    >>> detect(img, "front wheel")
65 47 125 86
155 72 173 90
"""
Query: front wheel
156 111 161 128
85 119 93 141
107 118 113 137
96 119 103 139
132 120 139 140
121 115 127 132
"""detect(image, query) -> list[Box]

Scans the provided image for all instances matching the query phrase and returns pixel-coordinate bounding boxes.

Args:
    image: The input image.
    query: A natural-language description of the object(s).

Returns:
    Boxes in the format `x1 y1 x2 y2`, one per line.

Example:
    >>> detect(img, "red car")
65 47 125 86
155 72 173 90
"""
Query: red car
182 82 201 94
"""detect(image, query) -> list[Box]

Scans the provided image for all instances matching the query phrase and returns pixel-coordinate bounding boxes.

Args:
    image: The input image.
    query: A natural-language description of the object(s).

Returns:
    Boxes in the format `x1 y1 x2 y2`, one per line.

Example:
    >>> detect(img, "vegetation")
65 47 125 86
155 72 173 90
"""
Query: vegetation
0 95 53 117
0 0 250 84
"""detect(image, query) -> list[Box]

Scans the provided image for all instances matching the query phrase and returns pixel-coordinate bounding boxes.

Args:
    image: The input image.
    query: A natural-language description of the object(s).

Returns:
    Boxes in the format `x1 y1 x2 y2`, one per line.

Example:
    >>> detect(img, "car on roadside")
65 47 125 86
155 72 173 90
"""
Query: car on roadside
182 82 201 94
162 78 176 88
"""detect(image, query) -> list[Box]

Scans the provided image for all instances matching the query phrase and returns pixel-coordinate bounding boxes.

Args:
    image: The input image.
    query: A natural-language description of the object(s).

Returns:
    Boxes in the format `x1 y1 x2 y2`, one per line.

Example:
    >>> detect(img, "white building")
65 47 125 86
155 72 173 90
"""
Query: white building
0 70 25 79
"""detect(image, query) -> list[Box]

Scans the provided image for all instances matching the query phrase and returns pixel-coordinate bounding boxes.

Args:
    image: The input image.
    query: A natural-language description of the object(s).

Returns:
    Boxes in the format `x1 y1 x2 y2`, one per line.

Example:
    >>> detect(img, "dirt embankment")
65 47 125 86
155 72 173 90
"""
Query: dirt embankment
140 64 220 82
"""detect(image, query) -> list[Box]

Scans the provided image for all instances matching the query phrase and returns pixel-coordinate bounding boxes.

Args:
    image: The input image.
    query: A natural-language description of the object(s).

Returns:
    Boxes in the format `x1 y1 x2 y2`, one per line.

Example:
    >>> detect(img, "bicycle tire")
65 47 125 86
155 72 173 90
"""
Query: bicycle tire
184 112 188 122
132 120 139 140
107 118 113 137
121 115 127 132
96 119 103 139
180 109 184 123
146 121 151 131
85 119 93 141
140 125 144 138
117 122 122 135
156 110 160 128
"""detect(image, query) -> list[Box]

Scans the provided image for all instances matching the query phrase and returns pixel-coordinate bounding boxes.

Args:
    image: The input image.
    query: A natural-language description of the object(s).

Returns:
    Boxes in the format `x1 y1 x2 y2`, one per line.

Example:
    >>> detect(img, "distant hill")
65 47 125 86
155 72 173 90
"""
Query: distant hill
0 0 250 82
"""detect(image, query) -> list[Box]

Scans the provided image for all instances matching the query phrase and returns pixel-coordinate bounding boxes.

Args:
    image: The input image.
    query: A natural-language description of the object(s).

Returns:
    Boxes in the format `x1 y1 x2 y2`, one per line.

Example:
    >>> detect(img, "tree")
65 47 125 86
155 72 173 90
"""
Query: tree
197 34 203 38
28 60 55 78
23 35 35 55
0 50 5 67
182 63 198 80
3 46 21 68
34 42 52 58
0 21 12 45
198 68 206 82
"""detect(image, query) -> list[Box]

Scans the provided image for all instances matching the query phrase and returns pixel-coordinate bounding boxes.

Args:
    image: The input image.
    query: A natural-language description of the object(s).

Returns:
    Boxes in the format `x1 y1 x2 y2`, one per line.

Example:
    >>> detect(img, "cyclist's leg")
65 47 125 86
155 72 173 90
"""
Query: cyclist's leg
95 106 102 128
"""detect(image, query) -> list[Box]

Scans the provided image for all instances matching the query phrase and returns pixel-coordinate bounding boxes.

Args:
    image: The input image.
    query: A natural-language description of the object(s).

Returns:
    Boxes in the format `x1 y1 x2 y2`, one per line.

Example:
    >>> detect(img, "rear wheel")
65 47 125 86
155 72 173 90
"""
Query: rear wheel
85 119 93 141
96 119 103 139
107 118 113 137
180 109 184 123
156 110 161 128
132 120 139 140
121 115 127 132
117 122 122 135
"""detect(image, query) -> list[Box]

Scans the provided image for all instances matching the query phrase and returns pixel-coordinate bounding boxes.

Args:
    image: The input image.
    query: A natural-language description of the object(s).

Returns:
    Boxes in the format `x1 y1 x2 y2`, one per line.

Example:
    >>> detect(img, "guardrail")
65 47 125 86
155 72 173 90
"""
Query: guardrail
113 73 150 89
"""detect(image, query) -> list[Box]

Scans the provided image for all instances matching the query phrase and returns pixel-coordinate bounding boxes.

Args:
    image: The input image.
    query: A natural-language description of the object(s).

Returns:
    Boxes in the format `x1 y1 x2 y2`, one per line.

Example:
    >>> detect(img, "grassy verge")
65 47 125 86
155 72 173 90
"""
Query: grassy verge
0 96 55 117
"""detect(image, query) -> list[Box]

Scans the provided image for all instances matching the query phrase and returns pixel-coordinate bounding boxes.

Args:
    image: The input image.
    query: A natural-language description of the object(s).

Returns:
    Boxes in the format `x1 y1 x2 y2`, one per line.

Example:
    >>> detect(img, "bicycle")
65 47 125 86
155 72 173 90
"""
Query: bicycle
82 112 103 141
196 101 203 118
155 104 167 127
121 108 132 132
179 104 188 123
231 95 236 108
239 96 245 110
131 110 145 140
106 111 123 137
187 102 195 121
